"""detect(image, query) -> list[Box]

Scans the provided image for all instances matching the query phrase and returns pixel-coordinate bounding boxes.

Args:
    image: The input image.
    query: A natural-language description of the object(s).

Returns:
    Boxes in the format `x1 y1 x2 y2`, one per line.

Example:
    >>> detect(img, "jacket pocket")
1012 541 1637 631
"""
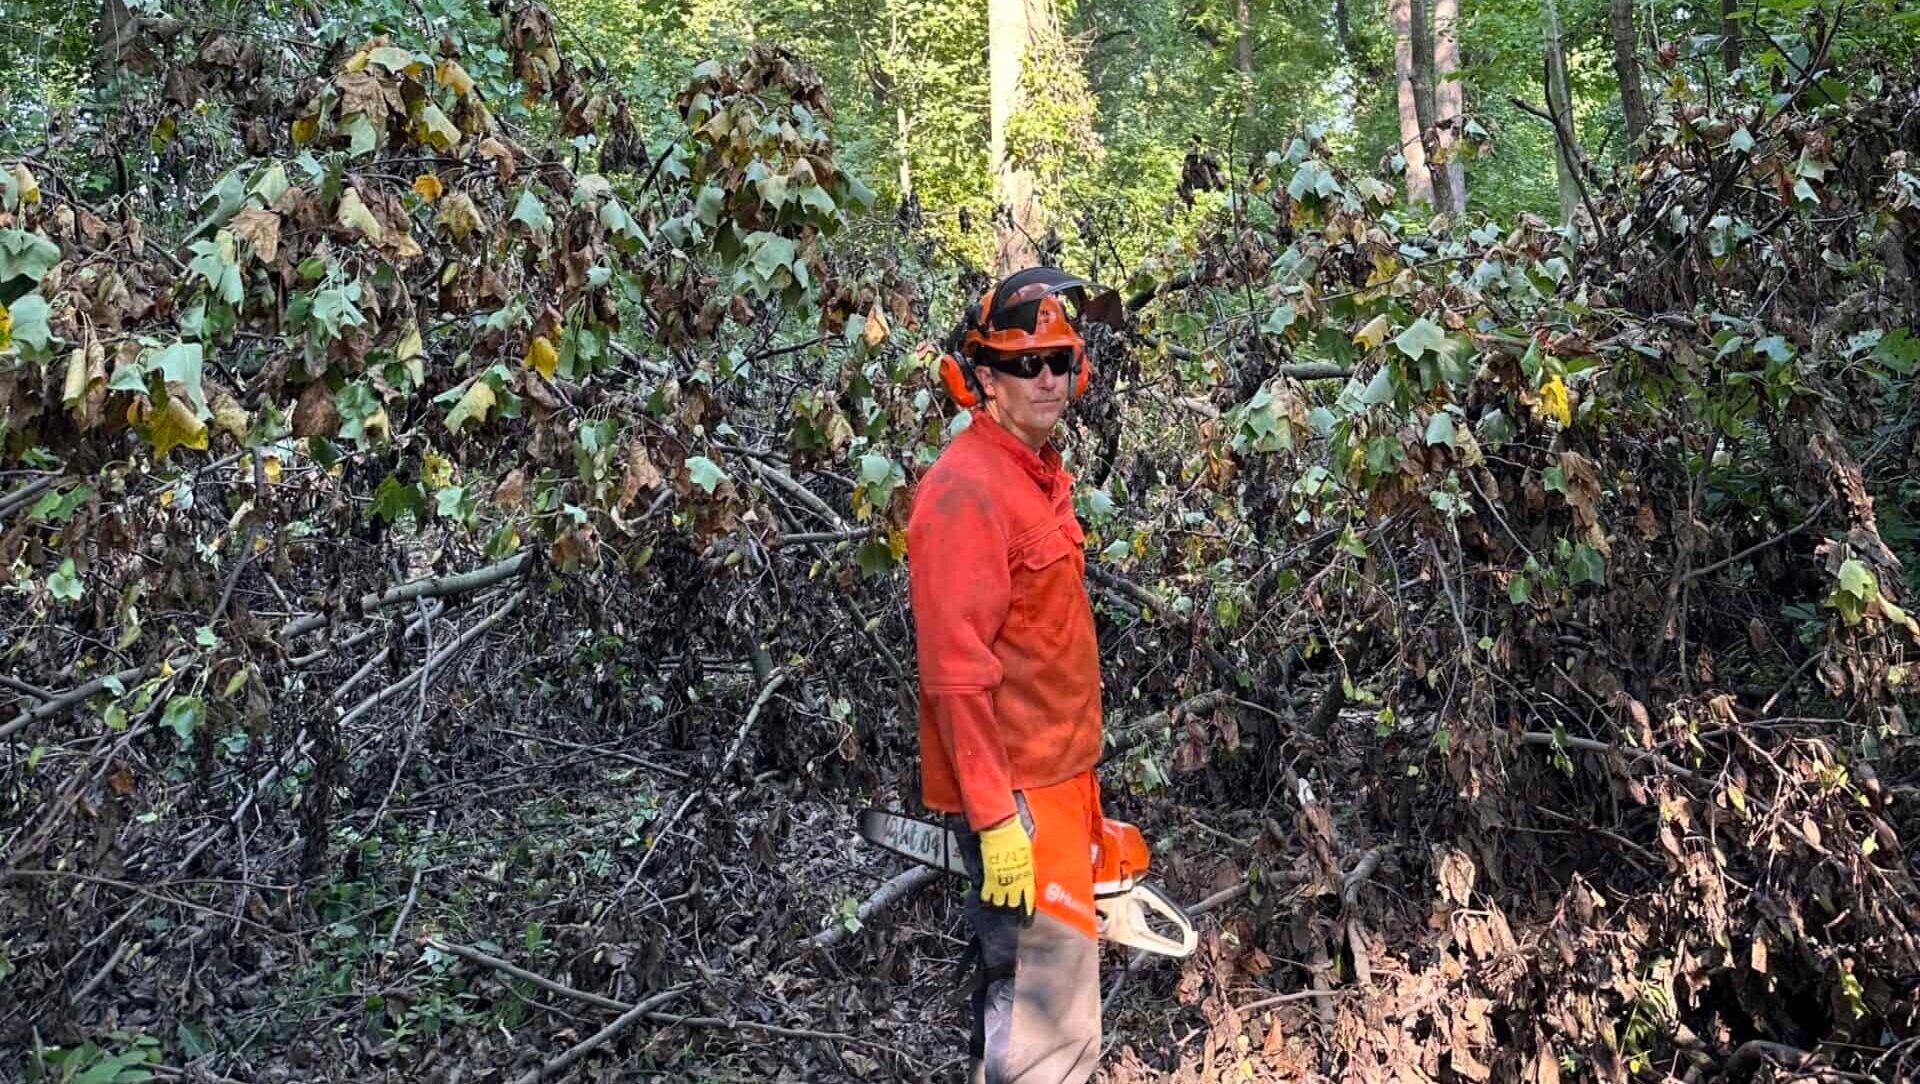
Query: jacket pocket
1006 527 1080 628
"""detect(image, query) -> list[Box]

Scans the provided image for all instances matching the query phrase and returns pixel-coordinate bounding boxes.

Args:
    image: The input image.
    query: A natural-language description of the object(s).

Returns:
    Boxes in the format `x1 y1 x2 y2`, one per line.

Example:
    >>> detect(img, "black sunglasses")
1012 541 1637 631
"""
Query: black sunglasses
980 350 1078 379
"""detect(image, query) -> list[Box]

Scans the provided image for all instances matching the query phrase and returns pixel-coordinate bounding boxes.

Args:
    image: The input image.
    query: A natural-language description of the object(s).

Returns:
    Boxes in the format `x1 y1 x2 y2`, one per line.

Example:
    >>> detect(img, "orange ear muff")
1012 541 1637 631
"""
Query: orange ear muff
938 352 979 409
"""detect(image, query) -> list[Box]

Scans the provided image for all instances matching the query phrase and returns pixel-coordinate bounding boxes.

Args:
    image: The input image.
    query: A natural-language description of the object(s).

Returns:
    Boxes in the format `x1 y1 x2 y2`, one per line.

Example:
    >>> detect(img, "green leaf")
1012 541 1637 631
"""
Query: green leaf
745 232 798 282
1392 317 1448 361
47 557 84 602
6 292 53 357
1568 543 1606 586
0 228 62 283
1508 574 1531 604
1360 364 1396 406
510 188 551 233
150 342 209 419
343 112 380 159
1542 465 1567 493
855 537 897 575
370 475 426 524
367 45 421 73
1837 558 1876 599
1262 304 1297 336
599 199 644 242
162 695 206 744
28 484 92 525
685 455 729 494
1729 127 1755 154
1424 412 1456 447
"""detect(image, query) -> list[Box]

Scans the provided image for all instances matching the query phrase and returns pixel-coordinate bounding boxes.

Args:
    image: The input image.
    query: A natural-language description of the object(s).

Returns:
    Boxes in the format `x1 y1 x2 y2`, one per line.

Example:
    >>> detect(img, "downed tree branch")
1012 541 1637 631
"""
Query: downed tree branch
510 986 689 1084
425 937 631 1011
335 588 528 730
279 551 528 641
1101 689 1232 761
0 655 190 743
809 866 945 949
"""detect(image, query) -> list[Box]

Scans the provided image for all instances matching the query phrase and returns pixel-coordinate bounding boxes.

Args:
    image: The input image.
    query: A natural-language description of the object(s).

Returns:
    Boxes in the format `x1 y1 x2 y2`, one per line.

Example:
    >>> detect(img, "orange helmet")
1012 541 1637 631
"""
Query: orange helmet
938 267 1121 409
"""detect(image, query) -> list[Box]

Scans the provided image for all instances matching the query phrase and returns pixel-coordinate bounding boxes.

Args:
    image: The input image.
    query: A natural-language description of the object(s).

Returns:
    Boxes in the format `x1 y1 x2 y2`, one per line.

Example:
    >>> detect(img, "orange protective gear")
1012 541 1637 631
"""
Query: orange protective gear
906 410 1103 831
937 267 1120 408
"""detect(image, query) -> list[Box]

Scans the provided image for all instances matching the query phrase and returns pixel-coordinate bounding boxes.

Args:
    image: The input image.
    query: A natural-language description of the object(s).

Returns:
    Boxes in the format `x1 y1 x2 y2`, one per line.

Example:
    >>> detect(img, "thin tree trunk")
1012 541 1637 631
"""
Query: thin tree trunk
1719 0 1742 77
1237 0 1256 137
1390 0 1433 206
1407 0 1456 215
1543 0 1584 224
990 0 1045 272
1335 0 1388 83
1433 0 1466 212
1609 0 1649 149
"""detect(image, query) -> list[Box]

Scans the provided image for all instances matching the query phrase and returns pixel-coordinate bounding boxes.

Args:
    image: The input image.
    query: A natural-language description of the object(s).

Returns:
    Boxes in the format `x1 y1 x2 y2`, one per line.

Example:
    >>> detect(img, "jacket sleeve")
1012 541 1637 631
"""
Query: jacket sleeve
907 474 1018 829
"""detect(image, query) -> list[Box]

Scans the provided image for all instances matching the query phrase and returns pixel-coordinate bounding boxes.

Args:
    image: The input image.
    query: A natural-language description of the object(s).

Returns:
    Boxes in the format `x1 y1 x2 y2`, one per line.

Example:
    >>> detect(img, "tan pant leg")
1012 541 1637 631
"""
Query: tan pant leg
957 804 1102 1084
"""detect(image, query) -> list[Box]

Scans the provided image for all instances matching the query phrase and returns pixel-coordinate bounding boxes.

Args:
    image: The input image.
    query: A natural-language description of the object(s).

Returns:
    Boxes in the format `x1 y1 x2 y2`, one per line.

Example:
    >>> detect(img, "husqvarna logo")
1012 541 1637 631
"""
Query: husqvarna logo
1044 881 1093 918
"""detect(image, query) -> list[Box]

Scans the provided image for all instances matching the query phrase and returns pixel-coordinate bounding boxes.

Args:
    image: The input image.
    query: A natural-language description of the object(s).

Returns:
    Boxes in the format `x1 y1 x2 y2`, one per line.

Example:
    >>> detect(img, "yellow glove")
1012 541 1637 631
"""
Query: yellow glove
977 817 1036 916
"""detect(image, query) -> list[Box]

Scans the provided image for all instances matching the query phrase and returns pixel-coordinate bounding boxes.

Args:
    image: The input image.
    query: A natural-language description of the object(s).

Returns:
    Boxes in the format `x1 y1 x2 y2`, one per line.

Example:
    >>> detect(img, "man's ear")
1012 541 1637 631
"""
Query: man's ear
971 365 996 402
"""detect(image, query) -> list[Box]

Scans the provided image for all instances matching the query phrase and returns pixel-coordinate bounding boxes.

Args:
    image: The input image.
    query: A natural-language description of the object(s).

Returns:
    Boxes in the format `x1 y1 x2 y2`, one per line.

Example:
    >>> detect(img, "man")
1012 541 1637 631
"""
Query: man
907 267 1121 1084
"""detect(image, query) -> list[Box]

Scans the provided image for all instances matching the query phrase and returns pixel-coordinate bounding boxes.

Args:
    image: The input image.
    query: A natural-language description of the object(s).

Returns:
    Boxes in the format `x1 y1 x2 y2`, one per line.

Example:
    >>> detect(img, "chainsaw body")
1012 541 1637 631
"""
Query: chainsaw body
859 809 1198 958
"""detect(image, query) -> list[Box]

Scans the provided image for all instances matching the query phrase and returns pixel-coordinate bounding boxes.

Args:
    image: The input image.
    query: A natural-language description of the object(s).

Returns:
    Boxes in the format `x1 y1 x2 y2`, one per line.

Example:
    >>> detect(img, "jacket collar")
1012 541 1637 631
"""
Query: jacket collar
968 409 1067 496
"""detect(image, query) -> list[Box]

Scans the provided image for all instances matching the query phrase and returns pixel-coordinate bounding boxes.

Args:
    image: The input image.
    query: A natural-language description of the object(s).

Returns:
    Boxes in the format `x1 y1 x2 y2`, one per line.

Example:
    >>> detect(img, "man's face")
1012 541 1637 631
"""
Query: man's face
976 355 1071 450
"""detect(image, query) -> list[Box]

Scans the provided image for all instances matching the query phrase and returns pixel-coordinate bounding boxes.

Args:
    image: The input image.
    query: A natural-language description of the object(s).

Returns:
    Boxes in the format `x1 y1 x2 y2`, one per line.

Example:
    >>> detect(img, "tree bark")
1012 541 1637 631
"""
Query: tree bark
1389 0 1433 206
1406 0 1456 215
1237 0 1257 137
1433 0 1466 212
1610 0 1650 149
1720 0 1742 78
990 0 1045 272
1543 0 1585 224
1334 0 1388 84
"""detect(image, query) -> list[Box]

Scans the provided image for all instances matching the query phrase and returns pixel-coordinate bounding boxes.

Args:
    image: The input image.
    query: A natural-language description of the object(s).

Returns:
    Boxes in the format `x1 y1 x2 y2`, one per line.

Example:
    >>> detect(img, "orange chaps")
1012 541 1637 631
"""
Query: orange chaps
954 770 1102 1084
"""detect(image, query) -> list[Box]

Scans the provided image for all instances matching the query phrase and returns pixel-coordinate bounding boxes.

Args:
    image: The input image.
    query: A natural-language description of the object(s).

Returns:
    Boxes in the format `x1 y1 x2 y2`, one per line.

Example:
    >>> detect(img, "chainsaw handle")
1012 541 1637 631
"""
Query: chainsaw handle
1096 881 1199 958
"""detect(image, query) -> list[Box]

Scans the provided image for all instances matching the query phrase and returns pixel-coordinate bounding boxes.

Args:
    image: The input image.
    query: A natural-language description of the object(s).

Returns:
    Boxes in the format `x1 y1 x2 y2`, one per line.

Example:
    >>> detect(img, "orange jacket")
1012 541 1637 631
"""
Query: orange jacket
906 411 1103 829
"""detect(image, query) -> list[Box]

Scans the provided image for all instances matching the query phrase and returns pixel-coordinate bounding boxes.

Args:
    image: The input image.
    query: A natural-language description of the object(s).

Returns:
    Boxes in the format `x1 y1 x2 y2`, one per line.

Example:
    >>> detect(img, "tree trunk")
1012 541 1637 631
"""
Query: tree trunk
1389 0 1433 207
1406 0 1456 215
990 0 1044 272
1433 0 1466 212
1610 0 1649 149
1720 0 1742 78
1335 0 1388 83
1237 0 1256 137
1543 0 1584 224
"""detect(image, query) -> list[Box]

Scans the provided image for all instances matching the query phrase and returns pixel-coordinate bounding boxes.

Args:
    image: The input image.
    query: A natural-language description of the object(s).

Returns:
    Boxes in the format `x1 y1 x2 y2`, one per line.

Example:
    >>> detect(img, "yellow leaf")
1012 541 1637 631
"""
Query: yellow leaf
0 299 10 350
395 322 423 360
262 455 282 484
336 188 384 243
1537 376 1572 426
342 44 372 72
416 104 461 151
446 381 496 432
423 453 452 489
434 192 484 240
291 115 319 146
524 336 558 380
412 173 444 202
1353 314 1392 350
143 395 210 459
362 406 391 443
436 58 477 97
63 348 90 407
12 164 41 205
160 658 175 679
862 302 891 348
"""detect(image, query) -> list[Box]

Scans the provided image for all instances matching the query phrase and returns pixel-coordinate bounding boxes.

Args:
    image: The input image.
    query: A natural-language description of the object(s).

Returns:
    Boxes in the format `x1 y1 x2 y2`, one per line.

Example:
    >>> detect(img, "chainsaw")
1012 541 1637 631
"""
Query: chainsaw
858 809 1199 958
